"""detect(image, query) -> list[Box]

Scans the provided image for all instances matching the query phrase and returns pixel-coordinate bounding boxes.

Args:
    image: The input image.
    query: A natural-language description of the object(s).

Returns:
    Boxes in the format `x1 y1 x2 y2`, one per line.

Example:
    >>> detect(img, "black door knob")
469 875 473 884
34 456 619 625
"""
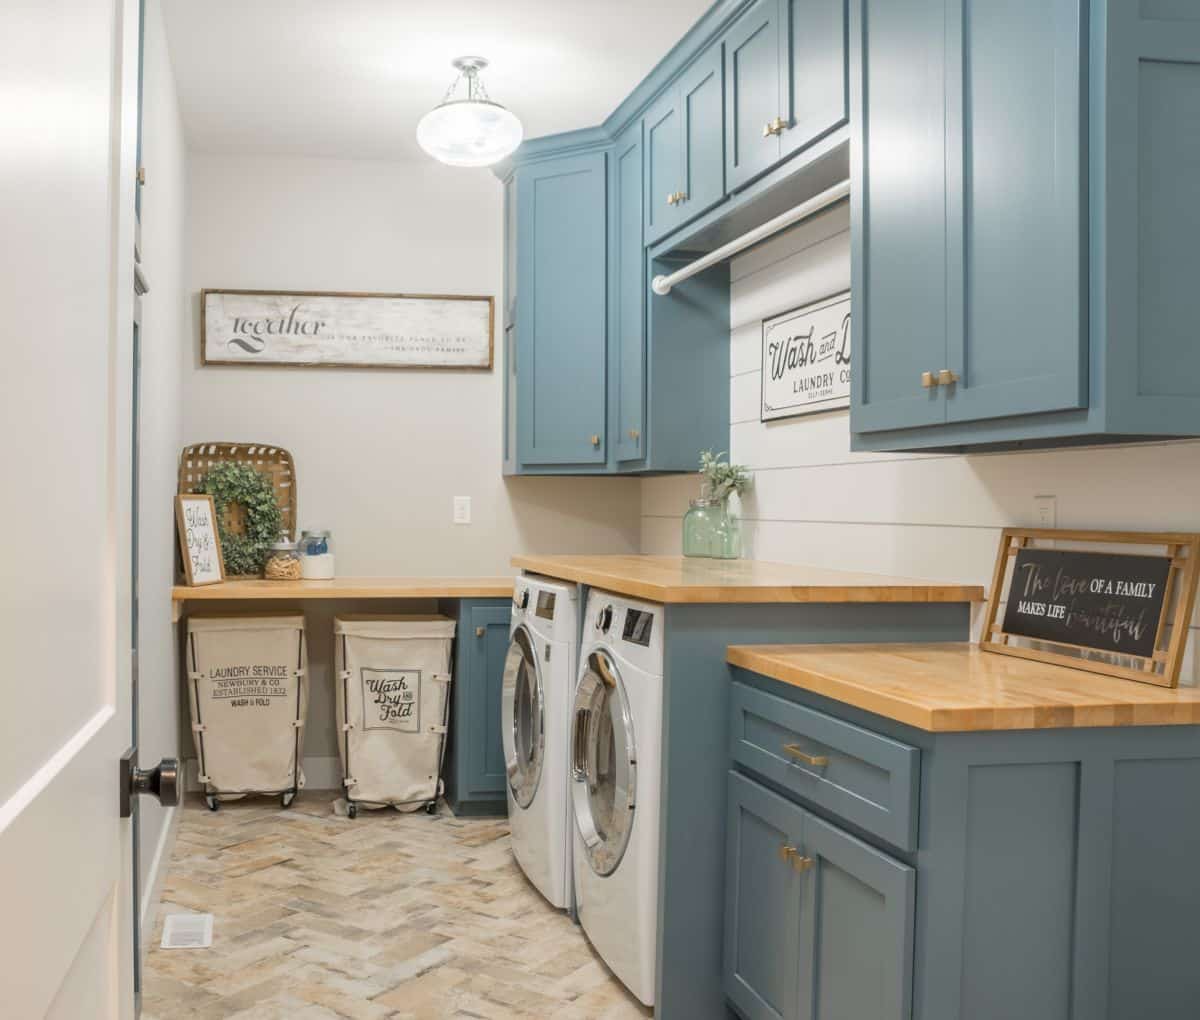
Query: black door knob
120 750 181 817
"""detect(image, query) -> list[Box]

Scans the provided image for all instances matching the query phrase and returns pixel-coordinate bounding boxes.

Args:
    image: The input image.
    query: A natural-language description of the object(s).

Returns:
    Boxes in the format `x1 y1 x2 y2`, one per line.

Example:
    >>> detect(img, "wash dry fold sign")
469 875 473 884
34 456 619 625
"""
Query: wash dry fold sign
201 289 494 369
761 291 851 421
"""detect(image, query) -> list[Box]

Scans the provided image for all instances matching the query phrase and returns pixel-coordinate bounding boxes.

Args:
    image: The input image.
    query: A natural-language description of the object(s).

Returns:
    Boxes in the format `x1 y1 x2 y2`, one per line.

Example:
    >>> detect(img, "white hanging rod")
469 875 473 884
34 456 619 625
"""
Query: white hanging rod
650 178 851 296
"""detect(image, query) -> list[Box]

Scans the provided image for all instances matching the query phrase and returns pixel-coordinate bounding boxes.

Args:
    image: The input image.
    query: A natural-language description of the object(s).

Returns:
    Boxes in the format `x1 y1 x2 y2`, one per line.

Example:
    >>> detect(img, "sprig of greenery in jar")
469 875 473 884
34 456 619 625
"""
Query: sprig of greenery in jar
699 450 752 502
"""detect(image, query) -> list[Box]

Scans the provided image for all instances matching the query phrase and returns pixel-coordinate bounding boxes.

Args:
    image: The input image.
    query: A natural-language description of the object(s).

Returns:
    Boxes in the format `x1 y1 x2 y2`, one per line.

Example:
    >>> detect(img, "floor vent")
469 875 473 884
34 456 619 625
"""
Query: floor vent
160 912 213 950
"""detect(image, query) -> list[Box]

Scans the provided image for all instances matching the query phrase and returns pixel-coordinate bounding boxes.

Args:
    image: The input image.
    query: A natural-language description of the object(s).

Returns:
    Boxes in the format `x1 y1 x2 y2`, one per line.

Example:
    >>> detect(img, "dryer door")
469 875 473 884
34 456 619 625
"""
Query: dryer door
571 649 637 876
501 624 545 809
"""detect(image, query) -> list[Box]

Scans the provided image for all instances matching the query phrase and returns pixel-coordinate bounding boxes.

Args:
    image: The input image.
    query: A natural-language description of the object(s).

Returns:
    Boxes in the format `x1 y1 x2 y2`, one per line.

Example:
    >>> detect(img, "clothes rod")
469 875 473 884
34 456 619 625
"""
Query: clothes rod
650 178 850 296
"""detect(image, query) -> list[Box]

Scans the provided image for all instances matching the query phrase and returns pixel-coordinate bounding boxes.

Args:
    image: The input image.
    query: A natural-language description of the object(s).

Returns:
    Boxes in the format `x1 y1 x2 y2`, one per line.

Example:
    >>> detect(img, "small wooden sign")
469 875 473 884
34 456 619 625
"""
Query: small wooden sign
760 291 851 421
201 289 494 369
981 529 1200 687
176 494 225 586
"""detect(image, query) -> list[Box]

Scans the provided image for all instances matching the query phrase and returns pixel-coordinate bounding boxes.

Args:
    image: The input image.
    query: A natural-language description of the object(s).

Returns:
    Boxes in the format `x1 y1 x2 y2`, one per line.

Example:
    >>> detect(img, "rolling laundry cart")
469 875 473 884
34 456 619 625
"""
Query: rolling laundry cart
185 614 308 810
334 615 456 818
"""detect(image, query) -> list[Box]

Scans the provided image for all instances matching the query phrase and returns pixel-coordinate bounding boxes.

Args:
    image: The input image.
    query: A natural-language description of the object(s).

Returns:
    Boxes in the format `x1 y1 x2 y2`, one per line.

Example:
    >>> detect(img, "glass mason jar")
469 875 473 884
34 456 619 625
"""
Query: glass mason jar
683 498 742 559
298 529 336 579
263 537 302 580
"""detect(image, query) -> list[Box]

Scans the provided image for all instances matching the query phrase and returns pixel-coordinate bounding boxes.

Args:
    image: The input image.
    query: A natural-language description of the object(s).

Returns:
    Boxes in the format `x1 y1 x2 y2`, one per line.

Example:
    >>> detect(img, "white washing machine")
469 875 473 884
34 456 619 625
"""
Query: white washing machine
501 574 578 909
571 589 664 1007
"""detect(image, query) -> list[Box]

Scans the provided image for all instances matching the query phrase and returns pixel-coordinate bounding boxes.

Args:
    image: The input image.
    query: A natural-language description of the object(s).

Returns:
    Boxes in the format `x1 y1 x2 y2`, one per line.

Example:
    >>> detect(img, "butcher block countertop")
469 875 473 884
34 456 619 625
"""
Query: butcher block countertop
171 576 514 621
513 555 985 605
727 642 1200 731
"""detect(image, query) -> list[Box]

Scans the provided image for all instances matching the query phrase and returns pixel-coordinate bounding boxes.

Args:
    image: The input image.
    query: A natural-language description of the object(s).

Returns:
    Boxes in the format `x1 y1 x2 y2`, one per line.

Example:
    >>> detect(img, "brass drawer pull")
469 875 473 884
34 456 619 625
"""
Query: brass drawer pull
783 743 829 768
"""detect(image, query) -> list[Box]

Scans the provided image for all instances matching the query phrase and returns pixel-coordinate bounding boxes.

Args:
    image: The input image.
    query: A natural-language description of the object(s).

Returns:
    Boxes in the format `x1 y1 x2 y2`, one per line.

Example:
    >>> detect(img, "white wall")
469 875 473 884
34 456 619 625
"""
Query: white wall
183 152 642 766
137 0 189 912
642 204 1200 682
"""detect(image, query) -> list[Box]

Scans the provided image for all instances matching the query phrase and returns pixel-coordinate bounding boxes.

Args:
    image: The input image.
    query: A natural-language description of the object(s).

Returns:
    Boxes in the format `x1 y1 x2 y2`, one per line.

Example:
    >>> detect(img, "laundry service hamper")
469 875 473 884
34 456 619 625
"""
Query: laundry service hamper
334 615 456 818
186 614 308 810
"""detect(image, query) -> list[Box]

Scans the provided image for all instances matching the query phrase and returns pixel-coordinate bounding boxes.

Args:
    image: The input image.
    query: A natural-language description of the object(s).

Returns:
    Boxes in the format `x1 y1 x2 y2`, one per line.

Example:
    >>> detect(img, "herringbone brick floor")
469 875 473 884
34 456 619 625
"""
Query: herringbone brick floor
143 792 651 1019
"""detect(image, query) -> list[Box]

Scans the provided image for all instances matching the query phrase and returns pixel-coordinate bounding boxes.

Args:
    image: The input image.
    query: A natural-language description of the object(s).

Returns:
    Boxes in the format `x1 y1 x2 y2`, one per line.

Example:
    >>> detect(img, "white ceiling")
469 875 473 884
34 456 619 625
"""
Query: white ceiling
162 0 713 161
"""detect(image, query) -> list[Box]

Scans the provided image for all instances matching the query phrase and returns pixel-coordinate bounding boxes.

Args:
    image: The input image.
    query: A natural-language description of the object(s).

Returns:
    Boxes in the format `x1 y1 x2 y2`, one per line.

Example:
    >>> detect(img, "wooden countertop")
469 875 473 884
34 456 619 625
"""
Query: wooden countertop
171 576 514 621
513 555 984 605
727 642 1200 731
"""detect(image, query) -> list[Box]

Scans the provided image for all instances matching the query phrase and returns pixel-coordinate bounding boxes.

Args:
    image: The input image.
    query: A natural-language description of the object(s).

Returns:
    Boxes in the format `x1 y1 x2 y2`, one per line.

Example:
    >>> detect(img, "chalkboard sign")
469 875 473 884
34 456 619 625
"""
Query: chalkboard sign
1002 549 1170 658
982 529 1200 688
176 494 225 586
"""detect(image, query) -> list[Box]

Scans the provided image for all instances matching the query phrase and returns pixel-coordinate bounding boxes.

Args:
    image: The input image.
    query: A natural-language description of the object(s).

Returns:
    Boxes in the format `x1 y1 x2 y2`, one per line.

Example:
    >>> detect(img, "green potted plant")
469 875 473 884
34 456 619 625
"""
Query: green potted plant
683 451 752 559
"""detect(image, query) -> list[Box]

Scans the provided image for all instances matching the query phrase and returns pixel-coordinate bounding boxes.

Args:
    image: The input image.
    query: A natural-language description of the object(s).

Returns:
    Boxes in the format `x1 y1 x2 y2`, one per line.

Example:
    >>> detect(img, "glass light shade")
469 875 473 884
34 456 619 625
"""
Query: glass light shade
416 99 523 168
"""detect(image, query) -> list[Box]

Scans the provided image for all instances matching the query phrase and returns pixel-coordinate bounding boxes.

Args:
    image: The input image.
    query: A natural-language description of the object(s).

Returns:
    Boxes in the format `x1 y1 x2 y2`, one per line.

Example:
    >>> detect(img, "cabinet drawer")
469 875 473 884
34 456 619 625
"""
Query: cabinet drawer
730 680 919 850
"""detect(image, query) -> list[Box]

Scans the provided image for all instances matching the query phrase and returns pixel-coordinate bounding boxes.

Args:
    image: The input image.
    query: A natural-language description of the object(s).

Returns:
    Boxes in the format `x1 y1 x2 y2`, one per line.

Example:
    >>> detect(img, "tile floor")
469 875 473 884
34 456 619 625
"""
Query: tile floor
143 792 652 1020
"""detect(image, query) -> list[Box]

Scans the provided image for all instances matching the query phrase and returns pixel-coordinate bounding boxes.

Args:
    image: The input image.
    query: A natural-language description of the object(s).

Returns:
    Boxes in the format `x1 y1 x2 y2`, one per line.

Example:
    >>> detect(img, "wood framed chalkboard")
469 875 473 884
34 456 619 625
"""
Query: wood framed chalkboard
981 529 1200 687
175 494 225 586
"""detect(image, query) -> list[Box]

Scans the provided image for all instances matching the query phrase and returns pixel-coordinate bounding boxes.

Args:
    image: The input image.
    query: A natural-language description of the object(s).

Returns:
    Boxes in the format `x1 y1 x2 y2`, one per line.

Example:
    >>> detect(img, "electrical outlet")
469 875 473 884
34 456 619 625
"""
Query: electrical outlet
453 496 472 525
1034 495 1057 529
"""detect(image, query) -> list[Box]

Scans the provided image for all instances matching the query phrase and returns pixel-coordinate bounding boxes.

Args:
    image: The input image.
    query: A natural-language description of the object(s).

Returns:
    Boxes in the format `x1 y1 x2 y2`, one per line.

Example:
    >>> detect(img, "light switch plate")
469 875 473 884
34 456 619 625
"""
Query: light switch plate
453 496 471 525
1034 495 1057 529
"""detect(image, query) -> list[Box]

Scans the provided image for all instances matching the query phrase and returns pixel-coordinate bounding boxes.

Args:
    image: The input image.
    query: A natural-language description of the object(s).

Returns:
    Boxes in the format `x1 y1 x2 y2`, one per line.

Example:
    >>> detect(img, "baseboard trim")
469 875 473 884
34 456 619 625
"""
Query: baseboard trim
140 804 182 934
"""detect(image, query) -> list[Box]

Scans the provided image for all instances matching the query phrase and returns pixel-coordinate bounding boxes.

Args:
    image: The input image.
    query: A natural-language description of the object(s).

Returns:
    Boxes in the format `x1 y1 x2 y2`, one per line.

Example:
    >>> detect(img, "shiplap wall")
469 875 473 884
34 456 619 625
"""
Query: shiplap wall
641 203 1200 683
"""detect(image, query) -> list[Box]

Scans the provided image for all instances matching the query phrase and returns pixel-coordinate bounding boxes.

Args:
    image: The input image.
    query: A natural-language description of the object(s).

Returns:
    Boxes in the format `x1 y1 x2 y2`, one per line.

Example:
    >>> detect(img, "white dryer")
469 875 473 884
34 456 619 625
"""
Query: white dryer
571 589 664 1007
502 574 578 909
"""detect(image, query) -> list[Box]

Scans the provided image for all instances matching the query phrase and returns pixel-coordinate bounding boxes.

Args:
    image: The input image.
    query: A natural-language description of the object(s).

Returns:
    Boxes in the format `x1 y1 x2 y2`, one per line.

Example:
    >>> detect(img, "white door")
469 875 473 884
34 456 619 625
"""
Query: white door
0 0 142 1016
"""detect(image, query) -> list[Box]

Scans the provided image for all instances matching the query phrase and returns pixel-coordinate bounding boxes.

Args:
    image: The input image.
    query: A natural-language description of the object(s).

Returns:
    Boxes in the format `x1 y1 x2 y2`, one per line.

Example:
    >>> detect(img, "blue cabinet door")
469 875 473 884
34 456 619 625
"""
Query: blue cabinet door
678 44 726 227
942 0 1085 423
612 122 646 464
797 810 915 1020
463 604 511 800
724 0 785 192
503 173 517 328
645 88 683 245
849 0 949 432
515 152 608 466
780 0 849 160
725 771 805 1020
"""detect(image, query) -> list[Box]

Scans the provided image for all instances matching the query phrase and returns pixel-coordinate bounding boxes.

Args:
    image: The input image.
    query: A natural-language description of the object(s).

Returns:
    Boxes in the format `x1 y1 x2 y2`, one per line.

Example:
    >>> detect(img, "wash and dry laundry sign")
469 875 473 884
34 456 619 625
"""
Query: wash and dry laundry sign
361 669 420 732
761 291 851 421
202 289 494 369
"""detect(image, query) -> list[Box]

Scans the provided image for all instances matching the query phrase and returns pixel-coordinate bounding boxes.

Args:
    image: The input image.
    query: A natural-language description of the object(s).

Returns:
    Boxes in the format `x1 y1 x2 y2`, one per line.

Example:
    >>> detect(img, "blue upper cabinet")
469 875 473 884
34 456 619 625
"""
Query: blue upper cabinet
514 152 608 467
725 0 849 193
611 121 646 465
724 0 784 192
852 0 1200 451
643 44 726 246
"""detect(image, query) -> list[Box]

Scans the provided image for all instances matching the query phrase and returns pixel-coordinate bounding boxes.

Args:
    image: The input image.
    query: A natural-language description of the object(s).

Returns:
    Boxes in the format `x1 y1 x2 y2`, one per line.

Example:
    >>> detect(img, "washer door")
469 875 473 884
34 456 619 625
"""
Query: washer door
571 649 637 877
501 625 544 809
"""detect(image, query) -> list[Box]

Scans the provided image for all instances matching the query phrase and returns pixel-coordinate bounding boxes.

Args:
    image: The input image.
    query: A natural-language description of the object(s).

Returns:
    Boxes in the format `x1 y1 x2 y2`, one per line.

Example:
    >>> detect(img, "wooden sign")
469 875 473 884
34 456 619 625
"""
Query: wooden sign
981 529 1200 687
201 289 494 369
761 291 851 421
176 494 225 586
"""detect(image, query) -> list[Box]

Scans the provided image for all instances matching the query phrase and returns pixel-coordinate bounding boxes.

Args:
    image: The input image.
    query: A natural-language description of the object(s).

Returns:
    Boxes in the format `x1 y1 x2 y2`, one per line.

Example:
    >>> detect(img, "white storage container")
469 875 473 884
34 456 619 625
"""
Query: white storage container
185 614 308 810
334 615 456 816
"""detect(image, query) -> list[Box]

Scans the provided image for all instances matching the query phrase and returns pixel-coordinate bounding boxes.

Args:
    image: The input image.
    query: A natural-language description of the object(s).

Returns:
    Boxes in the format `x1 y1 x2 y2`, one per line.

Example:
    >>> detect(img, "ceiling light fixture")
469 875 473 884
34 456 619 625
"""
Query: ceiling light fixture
417 56 523 168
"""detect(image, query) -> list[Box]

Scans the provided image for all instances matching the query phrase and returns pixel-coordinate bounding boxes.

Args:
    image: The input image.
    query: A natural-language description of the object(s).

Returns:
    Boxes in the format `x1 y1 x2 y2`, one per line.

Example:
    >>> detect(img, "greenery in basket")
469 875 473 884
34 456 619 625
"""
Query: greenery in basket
197 461 282 576
699 450 752 502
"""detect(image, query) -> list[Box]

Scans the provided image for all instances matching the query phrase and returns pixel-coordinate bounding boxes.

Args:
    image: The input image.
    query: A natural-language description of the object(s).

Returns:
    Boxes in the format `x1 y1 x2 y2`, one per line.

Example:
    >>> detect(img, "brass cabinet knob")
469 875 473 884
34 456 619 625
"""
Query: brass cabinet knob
137 166 146 186
779 844 815 873
629 428 640 441
475 626 486 638
764 117 787 137
921 370 939 389
590 434 601 447
667 192 677 205
676 191 687 203
938 368 960 386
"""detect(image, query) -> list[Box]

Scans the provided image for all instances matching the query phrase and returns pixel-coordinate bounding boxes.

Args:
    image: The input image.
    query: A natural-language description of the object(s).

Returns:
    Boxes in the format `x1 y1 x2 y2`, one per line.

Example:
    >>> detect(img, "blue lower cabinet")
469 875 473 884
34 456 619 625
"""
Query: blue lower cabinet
444 600 510 816
725 770 914 1020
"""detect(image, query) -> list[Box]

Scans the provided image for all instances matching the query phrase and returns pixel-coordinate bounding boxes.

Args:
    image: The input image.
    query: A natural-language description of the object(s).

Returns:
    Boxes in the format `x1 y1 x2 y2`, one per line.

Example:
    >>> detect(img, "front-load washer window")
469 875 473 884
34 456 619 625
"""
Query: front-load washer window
502 625 544 809
571 650 637 876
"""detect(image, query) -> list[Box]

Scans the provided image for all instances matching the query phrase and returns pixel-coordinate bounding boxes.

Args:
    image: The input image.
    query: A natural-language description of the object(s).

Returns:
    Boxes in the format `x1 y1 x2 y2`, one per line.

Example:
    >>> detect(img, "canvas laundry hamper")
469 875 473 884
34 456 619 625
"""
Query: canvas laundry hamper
334 615 456 817
186 614 308 810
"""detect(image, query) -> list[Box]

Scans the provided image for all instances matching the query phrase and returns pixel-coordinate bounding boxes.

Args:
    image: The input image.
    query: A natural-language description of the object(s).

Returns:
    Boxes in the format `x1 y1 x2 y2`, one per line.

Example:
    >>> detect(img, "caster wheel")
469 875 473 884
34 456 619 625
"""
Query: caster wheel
347 803 358 819
281 791 295 809
205 796 219 812
424 802 438 816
